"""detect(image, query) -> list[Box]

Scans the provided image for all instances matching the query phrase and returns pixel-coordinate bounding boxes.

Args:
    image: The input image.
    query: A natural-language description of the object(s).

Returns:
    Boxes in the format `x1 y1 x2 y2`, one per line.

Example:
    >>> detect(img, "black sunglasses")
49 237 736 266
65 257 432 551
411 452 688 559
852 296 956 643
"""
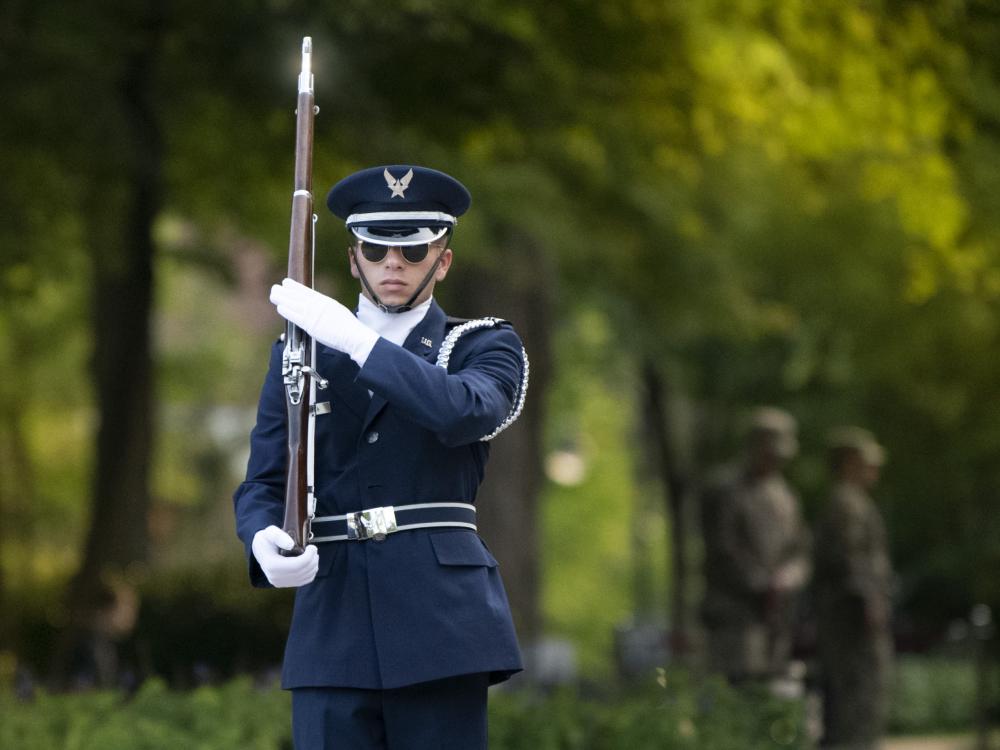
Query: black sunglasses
358 241 435 264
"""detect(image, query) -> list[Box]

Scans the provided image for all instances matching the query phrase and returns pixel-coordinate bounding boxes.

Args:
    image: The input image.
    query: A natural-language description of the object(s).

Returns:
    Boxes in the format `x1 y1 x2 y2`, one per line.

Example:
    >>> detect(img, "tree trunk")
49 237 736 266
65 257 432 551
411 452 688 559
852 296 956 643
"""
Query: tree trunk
446 231 552 649
0 399 35 649
642 360 694 658
51 9 164 687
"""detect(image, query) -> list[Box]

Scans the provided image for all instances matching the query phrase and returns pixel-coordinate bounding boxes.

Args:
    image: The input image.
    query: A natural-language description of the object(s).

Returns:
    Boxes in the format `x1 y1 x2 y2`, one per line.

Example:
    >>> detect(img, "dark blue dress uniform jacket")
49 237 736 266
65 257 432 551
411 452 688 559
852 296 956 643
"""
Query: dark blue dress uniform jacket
233 301 524 690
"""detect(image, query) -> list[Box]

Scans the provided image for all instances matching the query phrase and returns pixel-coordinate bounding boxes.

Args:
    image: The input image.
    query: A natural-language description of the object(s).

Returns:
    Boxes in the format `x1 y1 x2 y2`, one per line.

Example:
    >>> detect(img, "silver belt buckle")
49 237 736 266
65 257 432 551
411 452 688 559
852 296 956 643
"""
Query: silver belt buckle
347 506 398 541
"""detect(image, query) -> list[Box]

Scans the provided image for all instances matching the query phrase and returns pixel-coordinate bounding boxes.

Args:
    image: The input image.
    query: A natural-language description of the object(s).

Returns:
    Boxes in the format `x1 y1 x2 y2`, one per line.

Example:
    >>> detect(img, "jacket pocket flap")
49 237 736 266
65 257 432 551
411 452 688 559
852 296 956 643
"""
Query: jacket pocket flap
431 532 498 568
314 543 344 579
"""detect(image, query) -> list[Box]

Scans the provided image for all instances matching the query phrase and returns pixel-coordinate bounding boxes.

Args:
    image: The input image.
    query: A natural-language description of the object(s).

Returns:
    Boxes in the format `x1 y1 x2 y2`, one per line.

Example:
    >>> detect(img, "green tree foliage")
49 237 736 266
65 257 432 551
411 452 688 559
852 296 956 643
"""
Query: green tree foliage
3 0 1000 682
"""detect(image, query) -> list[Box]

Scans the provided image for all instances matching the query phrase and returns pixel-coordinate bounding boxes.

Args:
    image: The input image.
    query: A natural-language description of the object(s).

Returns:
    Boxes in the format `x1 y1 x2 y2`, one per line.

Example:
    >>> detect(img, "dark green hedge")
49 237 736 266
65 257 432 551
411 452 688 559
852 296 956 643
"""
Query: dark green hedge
490 672 810 750
1 672 810 750
889 654 996 734
0 678 292 750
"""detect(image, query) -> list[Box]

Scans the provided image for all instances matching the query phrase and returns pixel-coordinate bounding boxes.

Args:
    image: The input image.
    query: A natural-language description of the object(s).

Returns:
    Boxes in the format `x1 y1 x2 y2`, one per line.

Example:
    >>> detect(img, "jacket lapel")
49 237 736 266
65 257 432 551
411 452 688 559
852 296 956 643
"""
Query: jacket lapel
360 301 447 432
317 346 371 420
410 300 447 364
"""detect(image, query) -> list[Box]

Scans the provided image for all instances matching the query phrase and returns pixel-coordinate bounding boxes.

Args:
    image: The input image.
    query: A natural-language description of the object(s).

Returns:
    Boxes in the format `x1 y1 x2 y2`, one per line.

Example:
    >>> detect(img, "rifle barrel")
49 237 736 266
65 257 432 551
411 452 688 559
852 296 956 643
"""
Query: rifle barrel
281 36 318 556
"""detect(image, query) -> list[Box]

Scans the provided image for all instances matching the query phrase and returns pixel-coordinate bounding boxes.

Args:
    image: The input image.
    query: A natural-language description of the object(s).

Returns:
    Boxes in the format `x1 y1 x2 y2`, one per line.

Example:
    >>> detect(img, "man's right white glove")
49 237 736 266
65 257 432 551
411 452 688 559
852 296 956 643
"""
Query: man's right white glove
270 279 380 367
251 525 319 587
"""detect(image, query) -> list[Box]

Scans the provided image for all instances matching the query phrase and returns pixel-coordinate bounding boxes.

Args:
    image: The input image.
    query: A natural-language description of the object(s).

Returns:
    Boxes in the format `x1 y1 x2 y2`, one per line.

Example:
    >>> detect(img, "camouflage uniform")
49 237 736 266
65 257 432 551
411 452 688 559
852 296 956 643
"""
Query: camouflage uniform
701 409 811 682
814 428 893 750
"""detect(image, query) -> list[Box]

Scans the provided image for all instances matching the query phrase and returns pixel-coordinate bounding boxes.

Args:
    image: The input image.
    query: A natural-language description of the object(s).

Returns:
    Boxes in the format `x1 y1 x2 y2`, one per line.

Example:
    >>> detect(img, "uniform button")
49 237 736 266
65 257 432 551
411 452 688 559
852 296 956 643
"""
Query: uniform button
366 431 379 444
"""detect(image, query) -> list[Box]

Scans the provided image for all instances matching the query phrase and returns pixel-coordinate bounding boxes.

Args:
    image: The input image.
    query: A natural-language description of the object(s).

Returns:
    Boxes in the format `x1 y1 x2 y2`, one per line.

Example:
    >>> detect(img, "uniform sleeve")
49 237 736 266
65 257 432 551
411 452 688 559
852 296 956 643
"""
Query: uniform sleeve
776 510 812 590
356 326 524 447
232 341 287 587
716 494 772 594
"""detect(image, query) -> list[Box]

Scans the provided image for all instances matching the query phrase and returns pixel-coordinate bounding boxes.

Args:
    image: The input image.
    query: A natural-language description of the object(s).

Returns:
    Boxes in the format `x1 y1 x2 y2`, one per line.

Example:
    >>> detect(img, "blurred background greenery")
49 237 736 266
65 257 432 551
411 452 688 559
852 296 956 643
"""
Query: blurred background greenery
2 0 1000 743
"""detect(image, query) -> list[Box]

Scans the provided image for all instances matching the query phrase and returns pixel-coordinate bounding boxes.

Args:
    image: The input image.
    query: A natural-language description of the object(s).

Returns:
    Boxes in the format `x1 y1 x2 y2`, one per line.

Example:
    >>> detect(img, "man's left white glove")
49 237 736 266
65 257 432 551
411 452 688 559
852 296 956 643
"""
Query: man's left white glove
270 278 380 367
251 526 319 588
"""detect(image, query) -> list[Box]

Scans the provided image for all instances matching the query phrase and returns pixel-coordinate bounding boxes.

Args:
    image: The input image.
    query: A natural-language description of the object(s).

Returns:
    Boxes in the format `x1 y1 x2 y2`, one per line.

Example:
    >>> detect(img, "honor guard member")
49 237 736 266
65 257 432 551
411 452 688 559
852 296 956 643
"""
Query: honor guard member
233 165 528 749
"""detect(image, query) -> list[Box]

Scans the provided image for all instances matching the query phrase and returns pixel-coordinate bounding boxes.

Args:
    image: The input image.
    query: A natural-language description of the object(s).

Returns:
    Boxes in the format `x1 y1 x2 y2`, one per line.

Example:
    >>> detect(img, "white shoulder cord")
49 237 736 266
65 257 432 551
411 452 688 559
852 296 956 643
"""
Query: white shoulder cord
435 318 530 441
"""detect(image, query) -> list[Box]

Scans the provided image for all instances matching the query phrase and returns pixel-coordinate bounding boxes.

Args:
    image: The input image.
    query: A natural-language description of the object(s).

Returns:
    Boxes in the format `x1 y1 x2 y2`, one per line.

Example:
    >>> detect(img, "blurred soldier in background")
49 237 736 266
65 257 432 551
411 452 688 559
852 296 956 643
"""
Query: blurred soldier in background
700 407 811 684
814 427 894 750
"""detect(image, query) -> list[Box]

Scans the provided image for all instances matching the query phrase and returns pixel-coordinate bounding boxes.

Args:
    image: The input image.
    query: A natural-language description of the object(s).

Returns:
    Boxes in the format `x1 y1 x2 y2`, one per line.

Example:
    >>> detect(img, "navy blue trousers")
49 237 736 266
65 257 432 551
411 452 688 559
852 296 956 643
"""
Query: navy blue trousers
291 673 490 749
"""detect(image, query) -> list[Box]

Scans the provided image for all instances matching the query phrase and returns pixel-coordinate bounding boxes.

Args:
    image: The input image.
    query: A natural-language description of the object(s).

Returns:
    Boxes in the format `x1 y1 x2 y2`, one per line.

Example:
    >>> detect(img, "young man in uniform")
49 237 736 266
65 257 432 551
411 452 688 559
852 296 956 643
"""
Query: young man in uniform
234 165 528 749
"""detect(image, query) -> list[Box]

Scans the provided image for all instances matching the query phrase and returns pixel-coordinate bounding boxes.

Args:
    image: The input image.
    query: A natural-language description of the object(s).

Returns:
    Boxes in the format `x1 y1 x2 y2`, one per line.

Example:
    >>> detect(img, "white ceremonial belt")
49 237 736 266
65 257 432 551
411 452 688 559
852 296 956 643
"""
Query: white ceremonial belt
310 502 477 543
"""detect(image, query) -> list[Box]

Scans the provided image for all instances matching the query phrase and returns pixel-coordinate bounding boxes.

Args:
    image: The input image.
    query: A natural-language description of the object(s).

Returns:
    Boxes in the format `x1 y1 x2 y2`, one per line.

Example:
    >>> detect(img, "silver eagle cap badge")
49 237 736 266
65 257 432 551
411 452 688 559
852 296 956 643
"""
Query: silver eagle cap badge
384 168 414 198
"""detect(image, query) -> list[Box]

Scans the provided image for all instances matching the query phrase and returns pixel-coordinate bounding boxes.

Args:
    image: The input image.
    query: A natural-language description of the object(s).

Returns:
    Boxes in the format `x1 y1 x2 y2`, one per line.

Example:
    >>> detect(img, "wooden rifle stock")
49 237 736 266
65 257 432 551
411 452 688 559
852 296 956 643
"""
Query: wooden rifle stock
280 37 317 555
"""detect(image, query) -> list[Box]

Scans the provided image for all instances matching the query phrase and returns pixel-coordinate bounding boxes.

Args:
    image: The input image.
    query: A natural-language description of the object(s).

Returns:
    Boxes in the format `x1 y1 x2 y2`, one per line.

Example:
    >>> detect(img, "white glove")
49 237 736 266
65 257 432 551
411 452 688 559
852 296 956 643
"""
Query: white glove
270 278 380 366
251 525 320 588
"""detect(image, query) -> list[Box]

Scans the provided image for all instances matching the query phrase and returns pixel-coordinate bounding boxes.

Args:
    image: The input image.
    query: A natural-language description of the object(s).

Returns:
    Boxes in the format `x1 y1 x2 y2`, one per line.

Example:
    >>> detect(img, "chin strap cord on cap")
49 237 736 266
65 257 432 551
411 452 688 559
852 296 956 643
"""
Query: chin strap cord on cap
353 248 445 314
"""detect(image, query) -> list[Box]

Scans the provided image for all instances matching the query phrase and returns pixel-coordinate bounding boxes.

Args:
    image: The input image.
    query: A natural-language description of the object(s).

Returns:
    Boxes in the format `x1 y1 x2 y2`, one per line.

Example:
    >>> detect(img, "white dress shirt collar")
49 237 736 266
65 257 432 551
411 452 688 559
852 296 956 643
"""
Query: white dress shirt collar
356 294 432 347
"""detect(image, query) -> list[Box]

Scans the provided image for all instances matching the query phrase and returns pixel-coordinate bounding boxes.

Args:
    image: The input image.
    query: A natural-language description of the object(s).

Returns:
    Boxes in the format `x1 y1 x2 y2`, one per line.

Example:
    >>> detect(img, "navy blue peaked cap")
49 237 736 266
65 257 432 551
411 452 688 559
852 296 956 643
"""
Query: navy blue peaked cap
327 165 471 245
